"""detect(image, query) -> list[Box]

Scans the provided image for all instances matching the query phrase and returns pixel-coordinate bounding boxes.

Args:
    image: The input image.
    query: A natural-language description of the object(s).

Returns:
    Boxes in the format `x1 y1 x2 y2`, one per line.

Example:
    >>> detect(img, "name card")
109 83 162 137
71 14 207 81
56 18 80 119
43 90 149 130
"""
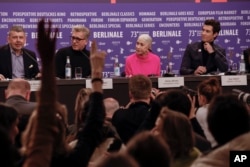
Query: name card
86 78 113 89
158 77 184 88
28 80 41 91
221 75 247 86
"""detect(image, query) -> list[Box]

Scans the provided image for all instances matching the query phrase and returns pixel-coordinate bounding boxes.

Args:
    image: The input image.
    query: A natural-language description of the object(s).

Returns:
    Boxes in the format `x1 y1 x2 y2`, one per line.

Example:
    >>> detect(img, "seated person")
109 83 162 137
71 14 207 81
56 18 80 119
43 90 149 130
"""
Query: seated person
112 74 152 144
195 77 221 147
179 19 228 75
55 25 91 79
0 25 40 80
4 78 37 148
125 34 161 77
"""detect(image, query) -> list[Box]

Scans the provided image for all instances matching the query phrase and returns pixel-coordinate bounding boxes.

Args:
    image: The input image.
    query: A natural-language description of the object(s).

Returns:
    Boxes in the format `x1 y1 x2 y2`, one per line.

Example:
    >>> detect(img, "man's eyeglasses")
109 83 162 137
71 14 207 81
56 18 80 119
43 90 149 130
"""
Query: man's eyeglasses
70 36 85 42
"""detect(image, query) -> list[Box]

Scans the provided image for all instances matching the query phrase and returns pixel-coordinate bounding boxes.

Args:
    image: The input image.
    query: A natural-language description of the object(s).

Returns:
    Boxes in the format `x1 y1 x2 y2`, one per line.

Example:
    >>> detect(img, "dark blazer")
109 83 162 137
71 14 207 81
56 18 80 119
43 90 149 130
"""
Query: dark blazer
5 95 37 148
0 44 40 79
112 101 150 144
180 42 228 75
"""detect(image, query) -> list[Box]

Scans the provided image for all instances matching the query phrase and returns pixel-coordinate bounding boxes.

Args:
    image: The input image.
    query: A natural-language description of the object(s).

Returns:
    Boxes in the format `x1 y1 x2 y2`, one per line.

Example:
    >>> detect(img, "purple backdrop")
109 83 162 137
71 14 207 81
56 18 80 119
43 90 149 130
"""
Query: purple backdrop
0 2 249 76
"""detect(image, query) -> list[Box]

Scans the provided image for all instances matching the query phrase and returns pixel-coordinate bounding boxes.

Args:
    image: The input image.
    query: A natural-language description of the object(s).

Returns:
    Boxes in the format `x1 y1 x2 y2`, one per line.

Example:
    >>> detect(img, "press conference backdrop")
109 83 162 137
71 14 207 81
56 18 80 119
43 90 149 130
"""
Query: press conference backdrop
0 0 249 76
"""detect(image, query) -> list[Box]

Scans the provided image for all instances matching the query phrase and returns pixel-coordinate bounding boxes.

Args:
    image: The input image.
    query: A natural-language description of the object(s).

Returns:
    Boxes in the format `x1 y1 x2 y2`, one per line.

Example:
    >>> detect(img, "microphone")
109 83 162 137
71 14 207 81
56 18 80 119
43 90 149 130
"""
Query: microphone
22 49 39 79
22 49 39 66
80 50 90 59
213 46 226 58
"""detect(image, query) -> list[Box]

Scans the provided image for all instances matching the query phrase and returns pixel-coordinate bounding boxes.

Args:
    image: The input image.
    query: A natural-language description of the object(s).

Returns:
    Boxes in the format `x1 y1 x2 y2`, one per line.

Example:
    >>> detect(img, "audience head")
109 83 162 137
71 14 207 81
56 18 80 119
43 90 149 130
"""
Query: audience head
197 77 221 106
202 19 221 41
104 97 119 119
5 78 31 101
21 103 70 156
156 89 191 117
7 25 26 53
128 74 152 101
96 153 139 167
155 107 195 159
136 34 153 56
0 103 19 144
74 88 92 129
126 131 171 167
208 94 250 146
71 25 90 51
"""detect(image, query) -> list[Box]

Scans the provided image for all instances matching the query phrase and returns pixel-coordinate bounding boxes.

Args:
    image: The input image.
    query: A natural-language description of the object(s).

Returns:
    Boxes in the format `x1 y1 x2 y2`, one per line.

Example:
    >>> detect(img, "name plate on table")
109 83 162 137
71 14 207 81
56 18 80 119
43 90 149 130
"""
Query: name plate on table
86 78 113 89
28 80 41 91
221 75 247 86
158 77 184 88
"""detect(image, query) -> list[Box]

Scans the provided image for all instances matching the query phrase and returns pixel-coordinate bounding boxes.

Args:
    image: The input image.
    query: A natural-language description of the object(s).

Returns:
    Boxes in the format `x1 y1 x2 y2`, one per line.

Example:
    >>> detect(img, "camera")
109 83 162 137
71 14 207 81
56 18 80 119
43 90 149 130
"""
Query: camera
180 86 197 97
232 89 250 105
179 86 199 107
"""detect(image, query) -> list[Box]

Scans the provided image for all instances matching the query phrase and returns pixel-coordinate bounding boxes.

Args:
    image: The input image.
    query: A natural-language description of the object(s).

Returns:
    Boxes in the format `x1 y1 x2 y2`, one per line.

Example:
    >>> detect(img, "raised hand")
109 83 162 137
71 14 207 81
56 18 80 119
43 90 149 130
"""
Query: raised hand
187 94 197 119
90 40 107 79
37 18 58 66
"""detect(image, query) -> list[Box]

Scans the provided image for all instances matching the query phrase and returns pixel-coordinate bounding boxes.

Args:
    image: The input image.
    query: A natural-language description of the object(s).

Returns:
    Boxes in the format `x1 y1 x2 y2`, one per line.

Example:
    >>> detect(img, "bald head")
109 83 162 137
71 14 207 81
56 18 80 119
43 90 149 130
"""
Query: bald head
104 97 119 119
5 79 31 100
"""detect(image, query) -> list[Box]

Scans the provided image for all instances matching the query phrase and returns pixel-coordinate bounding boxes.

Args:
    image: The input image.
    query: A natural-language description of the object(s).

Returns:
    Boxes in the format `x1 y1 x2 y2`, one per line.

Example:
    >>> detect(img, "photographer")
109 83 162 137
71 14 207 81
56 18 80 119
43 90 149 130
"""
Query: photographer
138 89 211 153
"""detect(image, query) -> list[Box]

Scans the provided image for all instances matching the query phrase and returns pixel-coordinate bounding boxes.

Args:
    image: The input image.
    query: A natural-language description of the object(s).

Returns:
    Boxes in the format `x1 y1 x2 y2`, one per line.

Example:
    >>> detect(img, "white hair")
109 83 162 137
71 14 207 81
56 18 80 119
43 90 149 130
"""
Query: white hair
138 34 152 50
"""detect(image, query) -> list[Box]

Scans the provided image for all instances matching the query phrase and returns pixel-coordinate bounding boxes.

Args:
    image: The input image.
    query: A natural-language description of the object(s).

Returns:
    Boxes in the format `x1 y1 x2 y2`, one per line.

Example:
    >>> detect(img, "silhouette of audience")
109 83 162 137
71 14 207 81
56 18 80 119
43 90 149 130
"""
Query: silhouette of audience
207 94 249 147
143 89 211 152
191 94 250 166
112 74 152 144
196 77 221 147
67 88 92 144
154 107 200 167
5 78 37 148
125 131 171 167
96 152 139 167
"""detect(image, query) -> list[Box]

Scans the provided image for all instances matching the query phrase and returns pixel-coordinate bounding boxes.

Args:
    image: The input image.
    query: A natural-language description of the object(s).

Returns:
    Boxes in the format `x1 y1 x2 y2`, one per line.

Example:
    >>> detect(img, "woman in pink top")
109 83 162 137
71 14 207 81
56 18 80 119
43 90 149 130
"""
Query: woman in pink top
125 34 161 77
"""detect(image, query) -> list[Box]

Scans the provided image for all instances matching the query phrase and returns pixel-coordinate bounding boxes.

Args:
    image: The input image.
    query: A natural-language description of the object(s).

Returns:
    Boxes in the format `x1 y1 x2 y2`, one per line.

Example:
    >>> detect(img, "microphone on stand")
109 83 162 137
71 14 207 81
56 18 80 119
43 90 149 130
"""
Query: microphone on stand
22 49 40 79
80 50 90 59
23 50 39 65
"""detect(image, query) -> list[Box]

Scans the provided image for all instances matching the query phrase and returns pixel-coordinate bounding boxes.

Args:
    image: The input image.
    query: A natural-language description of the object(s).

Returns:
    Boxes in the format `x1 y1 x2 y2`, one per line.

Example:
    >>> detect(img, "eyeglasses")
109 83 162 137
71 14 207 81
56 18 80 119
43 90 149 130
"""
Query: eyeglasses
70 36 85 42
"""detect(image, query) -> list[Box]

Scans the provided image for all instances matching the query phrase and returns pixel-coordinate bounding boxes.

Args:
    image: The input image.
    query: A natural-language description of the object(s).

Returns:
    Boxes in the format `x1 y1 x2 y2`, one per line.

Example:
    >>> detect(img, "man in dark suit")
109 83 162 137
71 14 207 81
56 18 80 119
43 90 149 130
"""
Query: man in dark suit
5 78 37 148
0 25 40 80
112 75 152 144
180 19 228 75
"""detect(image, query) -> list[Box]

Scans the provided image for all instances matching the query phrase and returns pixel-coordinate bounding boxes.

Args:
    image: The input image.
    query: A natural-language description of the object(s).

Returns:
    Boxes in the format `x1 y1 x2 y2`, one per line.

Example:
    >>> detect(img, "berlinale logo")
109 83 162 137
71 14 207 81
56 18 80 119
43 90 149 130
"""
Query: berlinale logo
230 151 250 167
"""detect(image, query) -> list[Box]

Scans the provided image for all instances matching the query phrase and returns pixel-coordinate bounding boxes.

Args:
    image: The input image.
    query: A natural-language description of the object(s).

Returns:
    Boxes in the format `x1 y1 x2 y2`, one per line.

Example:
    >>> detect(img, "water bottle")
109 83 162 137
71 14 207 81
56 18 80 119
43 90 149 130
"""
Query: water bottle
239 54 246 74
65 56 72 79
114 55 120 77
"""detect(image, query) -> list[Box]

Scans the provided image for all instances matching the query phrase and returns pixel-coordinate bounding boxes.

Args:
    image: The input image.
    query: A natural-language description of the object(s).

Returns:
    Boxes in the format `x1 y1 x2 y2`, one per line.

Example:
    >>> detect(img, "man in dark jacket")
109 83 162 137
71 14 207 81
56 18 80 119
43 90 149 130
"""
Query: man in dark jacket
180 19 228 75
5 78 36 148
112 75 152 144
0 26 40 80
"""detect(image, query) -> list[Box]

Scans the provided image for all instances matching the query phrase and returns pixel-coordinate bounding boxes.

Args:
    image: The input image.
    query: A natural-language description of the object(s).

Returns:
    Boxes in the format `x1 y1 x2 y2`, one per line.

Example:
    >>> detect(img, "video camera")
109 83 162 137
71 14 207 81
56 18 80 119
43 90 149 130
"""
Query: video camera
232 89 250 105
